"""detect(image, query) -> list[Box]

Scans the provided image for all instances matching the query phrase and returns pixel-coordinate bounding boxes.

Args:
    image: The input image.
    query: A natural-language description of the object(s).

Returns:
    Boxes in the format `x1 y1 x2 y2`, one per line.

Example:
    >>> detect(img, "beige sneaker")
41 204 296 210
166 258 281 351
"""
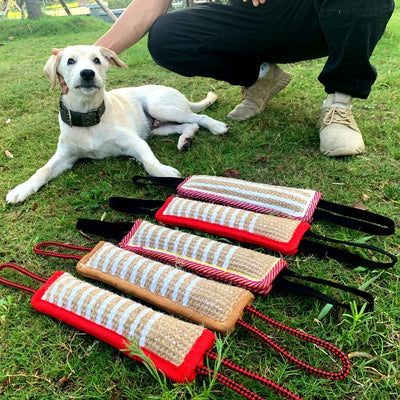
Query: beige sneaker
227 64 292 121
319 92 365 157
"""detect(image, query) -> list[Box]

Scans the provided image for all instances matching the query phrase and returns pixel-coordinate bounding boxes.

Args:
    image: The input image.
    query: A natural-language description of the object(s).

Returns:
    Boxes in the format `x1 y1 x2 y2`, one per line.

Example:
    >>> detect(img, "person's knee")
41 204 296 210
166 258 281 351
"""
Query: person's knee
148 12 200 76
148 15 175 68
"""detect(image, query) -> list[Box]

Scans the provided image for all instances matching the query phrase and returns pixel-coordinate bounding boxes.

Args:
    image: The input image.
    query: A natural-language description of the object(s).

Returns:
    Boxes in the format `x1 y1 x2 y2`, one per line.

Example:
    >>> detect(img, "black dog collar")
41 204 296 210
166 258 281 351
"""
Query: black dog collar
59 98 106 127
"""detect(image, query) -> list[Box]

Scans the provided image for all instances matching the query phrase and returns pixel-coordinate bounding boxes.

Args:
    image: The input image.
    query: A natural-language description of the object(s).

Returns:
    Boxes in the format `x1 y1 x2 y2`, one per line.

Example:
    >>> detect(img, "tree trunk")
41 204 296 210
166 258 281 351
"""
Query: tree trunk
25 0 42 19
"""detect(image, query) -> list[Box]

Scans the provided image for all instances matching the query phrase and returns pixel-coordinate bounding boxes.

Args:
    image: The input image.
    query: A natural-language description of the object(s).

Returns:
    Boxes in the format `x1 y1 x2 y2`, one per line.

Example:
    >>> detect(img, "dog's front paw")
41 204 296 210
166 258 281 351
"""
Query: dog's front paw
150 164 181 178
6 183 35 204
209 121 229 135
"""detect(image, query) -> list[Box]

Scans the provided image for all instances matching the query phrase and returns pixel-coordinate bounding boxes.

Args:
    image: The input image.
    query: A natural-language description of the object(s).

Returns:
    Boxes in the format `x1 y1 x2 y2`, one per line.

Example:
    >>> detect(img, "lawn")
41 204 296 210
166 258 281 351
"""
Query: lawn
0 8 399 400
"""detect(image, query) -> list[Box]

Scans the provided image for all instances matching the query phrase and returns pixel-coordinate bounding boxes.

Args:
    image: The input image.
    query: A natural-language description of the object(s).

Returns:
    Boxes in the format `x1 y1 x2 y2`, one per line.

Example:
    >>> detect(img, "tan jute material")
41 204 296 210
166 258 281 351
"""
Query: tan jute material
77 242 254 334
126 220 282 282
41 272 205 367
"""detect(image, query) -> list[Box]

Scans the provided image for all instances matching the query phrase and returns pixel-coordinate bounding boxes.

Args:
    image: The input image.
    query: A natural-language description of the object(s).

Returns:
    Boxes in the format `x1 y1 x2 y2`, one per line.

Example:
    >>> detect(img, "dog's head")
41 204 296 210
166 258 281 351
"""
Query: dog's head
44 45 128 96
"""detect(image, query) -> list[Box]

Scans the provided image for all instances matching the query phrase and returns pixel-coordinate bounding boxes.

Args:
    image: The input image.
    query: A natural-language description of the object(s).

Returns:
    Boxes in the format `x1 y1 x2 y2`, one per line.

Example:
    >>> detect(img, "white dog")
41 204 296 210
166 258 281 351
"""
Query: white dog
6 45 228 204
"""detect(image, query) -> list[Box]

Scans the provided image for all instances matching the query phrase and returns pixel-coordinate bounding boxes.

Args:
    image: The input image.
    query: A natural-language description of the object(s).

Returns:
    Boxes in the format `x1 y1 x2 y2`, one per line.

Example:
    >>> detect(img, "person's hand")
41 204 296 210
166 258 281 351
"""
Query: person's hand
243 0 266 6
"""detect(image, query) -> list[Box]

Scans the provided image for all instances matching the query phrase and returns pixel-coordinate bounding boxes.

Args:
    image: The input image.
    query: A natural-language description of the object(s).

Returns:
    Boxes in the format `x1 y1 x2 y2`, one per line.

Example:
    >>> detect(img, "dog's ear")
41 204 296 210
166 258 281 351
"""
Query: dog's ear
99 47 129 69
44 49 64 87
51 48 63 56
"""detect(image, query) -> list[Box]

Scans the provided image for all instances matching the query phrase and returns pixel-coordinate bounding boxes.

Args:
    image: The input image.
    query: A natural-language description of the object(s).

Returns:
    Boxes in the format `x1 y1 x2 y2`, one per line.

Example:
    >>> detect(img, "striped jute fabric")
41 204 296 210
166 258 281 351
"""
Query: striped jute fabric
77 242 254 334
177 175 322 222
161 197 303 244
39 272 205 367
120 220 286 294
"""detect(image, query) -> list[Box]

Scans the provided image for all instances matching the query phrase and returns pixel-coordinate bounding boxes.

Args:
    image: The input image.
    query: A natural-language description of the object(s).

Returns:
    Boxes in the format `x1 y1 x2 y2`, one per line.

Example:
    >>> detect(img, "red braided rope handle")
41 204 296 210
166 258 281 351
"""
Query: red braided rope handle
0 263 47 294
205 350 303 400
239 306 351 380
34 241 93 260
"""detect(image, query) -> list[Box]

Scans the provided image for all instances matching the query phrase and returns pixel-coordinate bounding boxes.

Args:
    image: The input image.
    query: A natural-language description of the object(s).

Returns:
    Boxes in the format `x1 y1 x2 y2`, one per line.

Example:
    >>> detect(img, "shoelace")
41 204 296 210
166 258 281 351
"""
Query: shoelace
323 107 358 130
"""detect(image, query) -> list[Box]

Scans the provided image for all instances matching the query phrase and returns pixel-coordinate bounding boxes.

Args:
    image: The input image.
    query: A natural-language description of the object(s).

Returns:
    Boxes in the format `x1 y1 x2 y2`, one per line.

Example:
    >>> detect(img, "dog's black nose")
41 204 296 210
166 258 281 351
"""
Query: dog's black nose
80 69 95 81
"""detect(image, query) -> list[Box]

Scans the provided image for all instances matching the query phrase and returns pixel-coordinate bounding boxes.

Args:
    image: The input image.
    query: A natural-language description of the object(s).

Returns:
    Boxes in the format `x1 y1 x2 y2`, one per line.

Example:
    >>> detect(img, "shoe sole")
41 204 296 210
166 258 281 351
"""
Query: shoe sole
227 71 292 121
320 145 365 157
259 71 292 112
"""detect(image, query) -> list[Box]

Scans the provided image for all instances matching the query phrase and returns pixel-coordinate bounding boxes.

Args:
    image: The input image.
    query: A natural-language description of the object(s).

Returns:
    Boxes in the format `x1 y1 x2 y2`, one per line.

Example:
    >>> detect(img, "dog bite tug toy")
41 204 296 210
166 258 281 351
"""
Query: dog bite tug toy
0 264 213 382
1 261 345 400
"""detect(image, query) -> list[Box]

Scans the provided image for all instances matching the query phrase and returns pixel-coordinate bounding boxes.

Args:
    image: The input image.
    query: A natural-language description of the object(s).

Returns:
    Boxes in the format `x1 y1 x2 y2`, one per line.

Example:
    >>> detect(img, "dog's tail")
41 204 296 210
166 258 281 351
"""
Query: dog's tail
189 92 217 113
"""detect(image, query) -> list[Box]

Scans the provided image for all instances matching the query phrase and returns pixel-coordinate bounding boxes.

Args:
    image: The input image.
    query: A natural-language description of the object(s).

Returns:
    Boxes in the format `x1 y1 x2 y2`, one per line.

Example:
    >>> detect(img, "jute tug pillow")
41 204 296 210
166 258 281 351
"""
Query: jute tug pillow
73 218 389 302
120 219 287 294
0 265 214 383
77 241 254 334
177 175 322 222
154 196 310 255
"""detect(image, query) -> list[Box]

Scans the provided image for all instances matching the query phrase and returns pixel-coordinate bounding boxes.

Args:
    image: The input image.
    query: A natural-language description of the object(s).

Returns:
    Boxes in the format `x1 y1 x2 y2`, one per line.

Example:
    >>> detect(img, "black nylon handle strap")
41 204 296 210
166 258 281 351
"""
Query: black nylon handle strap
300 231 397 269
315 199 395 236
109 197 163 215
275 269 374 312
131 175 183 188
275 276 350 309
76 218 132 241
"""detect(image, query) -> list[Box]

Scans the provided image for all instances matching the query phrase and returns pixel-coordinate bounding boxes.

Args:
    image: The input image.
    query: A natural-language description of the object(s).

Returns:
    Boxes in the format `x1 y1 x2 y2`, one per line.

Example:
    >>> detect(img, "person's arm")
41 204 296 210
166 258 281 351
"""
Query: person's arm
95 0 172 54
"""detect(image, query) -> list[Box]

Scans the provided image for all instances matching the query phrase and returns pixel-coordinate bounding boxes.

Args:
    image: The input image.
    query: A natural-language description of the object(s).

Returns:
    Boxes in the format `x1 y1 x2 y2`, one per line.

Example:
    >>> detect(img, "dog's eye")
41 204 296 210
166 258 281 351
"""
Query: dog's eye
93 58 101 65
67 58 76 65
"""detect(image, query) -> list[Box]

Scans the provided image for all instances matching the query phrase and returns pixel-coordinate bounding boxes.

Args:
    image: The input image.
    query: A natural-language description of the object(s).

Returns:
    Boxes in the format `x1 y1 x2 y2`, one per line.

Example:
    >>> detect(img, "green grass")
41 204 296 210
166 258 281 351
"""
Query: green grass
0 10 399 400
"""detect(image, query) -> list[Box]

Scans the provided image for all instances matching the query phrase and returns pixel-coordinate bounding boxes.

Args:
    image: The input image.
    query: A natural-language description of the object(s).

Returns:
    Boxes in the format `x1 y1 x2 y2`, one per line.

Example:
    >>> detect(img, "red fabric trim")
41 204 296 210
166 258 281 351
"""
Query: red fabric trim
302 191 323 223
177 175 192 189
120 219 144 248
31 271 215 383
155 197 310 256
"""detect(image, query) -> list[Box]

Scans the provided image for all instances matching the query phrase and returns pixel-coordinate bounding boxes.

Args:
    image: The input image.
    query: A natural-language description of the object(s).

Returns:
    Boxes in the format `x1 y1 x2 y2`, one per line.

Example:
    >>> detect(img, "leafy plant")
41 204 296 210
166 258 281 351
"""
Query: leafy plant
341 302 374 346
72 181 112 211
0 295 14 324
125 339 170 396
125 335 228 400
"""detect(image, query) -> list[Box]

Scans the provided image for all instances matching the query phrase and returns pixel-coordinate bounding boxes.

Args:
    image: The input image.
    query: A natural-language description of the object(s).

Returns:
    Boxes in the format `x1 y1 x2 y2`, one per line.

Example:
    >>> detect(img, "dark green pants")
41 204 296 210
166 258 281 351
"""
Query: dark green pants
148 0 394 98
